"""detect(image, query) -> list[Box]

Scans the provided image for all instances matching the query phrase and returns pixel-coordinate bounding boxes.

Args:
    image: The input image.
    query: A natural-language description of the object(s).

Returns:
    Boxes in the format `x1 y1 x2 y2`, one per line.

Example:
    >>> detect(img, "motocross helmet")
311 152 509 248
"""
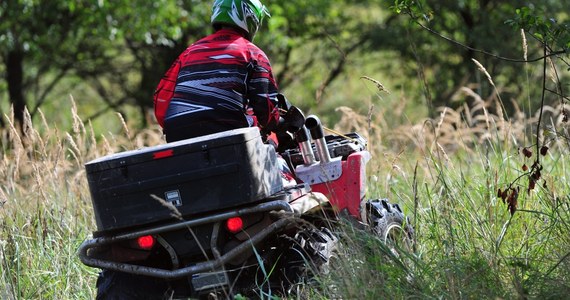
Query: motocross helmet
211 0 270 41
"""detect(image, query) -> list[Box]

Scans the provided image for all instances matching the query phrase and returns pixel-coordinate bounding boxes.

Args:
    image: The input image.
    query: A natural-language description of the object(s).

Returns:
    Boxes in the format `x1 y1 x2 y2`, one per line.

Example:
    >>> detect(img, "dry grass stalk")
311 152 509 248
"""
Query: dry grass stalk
436 142 452 167
70 95 86 136
494 96 506 140
457 87 491 131
87 120 99 157
66 132 83 167
101 135 113 155
117 112 131 141
22 107 36 146
472 59 495 89
361 76 391 94
521 29 528 61
435 107 447 138
0 100 168 262
547 57 557 85
151 194 183 220
5 110 24 179
333 106 383 149
0 186 7 206
471 59 507 124
380 83 569 158
134 127 165 149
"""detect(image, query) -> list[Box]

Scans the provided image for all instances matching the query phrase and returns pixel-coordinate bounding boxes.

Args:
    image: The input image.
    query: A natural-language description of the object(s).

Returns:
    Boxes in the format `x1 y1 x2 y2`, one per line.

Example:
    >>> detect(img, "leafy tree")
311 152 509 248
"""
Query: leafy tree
82 0 212 125
0 1 210 129
258 0 382 110
379 0 569 115
0 1 113 128
2 0 378 129
1 0 386 130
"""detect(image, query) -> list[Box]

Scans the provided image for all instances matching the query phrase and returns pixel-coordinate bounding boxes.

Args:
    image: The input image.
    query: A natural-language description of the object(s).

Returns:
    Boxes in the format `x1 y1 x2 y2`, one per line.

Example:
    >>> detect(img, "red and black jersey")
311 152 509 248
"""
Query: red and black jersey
153 28 280 140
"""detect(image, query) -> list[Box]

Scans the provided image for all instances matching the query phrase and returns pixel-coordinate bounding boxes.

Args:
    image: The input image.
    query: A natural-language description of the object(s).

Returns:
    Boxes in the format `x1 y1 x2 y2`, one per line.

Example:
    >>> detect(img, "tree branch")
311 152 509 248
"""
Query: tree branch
83 77 128 123
275 45 292 86
545 88 570 102
409 16 567 63
30 67 70 117
85 96 130 123
315 33 369 103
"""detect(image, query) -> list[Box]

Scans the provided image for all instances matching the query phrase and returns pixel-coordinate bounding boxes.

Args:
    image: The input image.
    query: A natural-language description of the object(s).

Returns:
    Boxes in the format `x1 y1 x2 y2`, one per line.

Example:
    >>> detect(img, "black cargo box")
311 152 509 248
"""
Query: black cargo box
85 127 283 233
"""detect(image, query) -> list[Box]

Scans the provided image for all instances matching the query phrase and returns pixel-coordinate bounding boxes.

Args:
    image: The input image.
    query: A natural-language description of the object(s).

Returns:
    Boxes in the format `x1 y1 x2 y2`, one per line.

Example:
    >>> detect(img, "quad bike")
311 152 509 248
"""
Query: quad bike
78 103 414 299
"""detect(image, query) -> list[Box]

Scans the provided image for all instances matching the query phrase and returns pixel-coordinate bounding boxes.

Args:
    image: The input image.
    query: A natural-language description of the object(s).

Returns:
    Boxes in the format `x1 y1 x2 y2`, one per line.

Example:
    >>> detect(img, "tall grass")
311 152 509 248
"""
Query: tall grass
328 85 570 299
0 100 163 299
0 88 568 299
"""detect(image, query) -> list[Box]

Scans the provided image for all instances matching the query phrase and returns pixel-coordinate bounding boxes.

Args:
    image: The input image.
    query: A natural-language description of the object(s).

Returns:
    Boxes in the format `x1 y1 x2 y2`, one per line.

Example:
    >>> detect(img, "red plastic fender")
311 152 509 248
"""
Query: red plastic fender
309 151 371 219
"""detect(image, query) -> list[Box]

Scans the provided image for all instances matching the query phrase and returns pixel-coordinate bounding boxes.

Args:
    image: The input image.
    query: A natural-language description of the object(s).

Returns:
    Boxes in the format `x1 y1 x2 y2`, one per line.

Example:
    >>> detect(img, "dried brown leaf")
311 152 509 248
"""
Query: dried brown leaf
522 147 532 158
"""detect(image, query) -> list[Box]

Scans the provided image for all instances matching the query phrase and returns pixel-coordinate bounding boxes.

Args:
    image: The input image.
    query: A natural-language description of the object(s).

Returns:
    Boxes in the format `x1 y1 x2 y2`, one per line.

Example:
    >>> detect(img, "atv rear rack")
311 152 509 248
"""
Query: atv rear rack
78 200 296 279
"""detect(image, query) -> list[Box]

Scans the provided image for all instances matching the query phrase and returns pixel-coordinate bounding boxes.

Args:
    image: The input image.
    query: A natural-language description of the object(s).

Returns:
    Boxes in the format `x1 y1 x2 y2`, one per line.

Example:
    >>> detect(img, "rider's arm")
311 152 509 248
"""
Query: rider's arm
153 59 181 128
247 48 280 132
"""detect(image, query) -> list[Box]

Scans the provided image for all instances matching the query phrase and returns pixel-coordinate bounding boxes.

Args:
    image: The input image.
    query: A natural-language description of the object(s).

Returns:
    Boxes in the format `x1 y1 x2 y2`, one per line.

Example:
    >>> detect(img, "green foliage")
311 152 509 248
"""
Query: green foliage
386 0 570 116
0 0 116 127
255 0 391 117
0 0 213 129
104 0 208 44
506 5 570 54
392 0 430 20
0 0 568 141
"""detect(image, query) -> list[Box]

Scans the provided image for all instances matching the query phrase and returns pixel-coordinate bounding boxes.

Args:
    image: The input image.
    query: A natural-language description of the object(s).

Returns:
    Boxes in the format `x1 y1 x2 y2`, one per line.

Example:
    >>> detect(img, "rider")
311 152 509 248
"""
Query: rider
153 0 280 143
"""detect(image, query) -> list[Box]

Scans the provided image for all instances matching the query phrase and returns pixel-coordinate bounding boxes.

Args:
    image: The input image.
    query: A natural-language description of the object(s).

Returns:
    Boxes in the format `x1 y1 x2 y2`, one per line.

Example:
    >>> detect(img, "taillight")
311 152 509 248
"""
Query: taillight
226 217 244 233
152 149 174 159
136 235 155 250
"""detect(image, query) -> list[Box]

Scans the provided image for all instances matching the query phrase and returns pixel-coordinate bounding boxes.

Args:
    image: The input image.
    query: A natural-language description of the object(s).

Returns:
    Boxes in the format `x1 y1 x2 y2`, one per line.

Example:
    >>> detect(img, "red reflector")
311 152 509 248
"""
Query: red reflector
226 217 244 233
137 235 155 250
153 149 173 159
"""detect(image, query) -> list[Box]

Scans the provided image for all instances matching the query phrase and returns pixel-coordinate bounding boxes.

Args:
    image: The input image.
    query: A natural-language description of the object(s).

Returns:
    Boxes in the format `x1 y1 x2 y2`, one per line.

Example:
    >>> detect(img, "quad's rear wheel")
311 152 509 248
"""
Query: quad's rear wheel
96 270 172 300
278 225 338 292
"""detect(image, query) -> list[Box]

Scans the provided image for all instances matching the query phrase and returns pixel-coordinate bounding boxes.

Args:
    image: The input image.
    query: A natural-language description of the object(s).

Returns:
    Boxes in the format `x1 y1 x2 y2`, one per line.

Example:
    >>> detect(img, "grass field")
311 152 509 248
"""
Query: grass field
0 95 569 299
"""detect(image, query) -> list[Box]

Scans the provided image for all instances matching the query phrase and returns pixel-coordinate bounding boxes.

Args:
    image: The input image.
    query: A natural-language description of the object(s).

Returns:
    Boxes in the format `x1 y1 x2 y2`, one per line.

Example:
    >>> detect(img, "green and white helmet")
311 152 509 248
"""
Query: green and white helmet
211 0 270 41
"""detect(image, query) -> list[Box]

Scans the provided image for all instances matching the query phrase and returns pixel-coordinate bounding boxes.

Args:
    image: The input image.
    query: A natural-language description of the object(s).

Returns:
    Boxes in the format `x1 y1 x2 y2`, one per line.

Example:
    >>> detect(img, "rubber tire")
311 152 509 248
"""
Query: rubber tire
95 270 172 300
281 226 338 288
366 199 415 247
